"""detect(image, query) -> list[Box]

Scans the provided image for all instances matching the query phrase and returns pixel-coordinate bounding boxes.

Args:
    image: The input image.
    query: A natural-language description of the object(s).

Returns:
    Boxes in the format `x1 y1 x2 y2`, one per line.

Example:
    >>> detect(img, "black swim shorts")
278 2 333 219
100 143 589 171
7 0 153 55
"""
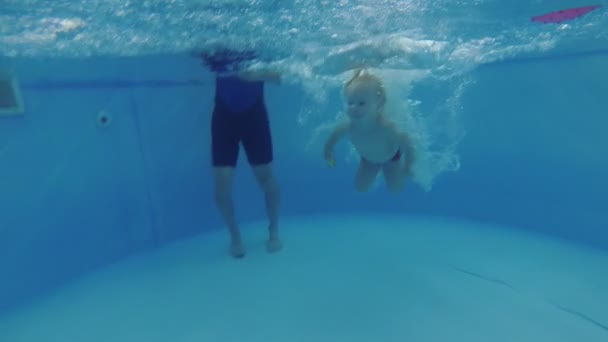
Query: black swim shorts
211 100 273 167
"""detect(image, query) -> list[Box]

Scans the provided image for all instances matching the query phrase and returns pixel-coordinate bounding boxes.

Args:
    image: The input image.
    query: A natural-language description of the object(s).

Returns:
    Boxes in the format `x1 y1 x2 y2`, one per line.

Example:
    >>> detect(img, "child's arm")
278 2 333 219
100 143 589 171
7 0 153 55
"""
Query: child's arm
324 121 350 166
239 70 281 84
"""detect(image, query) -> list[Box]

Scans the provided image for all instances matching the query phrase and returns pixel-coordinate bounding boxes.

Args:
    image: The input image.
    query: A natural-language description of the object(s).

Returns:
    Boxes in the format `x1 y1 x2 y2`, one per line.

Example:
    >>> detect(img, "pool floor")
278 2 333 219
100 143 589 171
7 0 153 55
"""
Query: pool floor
1 215 607 341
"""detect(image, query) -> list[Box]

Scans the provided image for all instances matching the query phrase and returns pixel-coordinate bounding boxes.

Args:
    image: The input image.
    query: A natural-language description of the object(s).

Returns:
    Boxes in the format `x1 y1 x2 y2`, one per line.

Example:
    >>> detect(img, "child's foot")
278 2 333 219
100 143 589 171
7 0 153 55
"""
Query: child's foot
266 238 282 253
229 242 246 258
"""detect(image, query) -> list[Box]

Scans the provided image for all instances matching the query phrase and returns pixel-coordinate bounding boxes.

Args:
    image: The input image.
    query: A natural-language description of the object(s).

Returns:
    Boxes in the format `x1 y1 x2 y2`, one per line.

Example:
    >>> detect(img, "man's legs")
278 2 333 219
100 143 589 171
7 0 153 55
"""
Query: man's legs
213 166 245 258
252 163 282 252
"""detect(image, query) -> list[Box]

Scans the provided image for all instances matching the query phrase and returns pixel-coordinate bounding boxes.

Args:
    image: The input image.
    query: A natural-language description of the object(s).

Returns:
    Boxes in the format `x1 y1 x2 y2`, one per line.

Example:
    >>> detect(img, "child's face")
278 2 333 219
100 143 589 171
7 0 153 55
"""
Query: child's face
344 81 382 122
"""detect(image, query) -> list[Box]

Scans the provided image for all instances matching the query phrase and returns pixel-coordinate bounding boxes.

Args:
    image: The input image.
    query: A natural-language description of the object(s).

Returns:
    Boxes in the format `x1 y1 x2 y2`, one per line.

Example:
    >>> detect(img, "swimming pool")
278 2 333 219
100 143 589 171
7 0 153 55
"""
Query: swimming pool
0 0 607 340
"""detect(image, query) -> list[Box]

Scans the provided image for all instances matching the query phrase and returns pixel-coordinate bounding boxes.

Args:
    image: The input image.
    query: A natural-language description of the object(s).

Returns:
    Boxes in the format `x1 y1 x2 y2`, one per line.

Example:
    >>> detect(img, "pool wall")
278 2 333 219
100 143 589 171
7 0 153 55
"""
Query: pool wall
0 52 606 314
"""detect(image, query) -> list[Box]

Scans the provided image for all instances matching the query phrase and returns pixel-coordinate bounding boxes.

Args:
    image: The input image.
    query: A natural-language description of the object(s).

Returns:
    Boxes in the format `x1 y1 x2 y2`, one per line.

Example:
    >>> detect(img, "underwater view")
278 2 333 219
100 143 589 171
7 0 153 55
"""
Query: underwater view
1 0 607 341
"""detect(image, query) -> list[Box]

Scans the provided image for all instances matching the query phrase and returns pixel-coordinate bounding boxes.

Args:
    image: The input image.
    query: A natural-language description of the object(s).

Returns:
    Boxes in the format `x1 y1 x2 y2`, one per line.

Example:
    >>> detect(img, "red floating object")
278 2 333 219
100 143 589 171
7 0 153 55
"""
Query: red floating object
531 5 602 23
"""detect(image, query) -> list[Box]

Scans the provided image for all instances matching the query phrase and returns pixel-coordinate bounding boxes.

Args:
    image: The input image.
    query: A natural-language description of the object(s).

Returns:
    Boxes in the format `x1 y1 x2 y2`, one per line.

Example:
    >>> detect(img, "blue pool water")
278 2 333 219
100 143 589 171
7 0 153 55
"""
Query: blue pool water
0 0 607 340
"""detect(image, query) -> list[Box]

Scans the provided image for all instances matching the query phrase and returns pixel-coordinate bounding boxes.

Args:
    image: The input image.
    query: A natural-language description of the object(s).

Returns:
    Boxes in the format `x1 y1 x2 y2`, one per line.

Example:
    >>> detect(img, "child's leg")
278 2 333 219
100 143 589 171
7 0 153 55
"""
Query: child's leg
383 161 405 193
355 159 381 192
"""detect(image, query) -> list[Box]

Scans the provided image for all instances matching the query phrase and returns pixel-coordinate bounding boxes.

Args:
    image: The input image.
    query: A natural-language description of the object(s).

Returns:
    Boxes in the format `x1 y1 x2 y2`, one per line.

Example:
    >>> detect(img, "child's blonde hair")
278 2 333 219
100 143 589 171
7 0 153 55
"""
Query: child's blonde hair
344 69 386 105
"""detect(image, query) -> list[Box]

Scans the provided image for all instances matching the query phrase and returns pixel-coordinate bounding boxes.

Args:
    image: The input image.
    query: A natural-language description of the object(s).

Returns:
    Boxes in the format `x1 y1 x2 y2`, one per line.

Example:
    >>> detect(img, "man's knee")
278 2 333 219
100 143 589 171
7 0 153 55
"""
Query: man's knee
214 184 230 201
213 168 234 200
253 165 278 193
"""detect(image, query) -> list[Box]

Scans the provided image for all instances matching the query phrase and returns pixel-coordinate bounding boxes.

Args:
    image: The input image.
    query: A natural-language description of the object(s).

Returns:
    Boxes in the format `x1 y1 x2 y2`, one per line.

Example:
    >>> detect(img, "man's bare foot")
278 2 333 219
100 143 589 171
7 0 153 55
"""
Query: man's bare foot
267 224 282 253
230 242 246 258
266 238 282 253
